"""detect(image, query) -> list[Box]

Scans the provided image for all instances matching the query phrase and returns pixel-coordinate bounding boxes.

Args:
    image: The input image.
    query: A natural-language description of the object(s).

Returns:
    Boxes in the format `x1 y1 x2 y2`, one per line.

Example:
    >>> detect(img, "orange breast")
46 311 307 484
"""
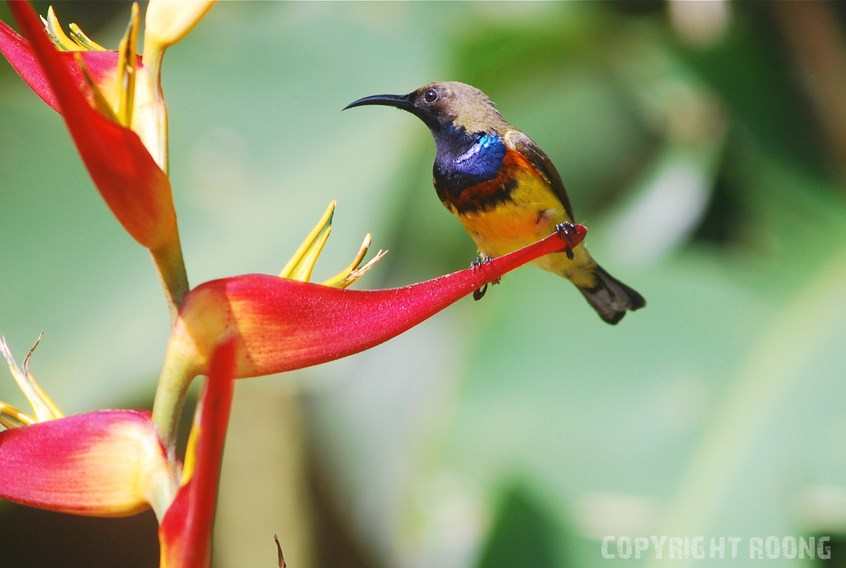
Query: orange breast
455 153 568 257
445 149 533 213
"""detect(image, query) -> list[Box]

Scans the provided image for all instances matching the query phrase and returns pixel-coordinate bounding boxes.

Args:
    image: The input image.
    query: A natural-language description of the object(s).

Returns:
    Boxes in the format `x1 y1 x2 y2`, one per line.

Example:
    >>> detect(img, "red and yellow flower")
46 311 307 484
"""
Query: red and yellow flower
0 336 235 568
0 2 588 566
0 0 214 313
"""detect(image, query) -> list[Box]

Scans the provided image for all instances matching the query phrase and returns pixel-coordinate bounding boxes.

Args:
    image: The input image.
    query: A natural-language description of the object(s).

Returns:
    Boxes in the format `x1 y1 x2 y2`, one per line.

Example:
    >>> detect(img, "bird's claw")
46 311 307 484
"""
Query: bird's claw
470 255 498 301
555 222 578 260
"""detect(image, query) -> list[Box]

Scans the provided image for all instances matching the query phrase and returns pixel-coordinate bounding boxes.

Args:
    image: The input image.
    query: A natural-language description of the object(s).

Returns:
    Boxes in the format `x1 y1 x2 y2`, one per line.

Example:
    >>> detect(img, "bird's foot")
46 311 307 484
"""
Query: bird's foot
555 222 579 260
470 255 487 270
470 255 498 301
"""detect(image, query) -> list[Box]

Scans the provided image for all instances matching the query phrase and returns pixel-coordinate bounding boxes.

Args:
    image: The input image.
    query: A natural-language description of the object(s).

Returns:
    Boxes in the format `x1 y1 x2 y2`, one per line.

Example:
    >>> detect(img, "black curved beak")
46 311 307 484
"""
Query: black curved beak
343 93 413 112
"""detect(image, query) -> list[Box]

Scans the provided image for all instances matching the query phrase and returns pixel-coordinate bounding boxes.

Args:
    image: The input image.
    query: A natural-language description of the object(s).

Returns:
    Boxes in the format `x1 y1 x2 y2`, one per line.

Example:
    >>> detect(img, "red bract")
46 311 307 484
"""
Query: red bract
200 230 582 375
0 409 168 517
0 21 122 113
159 339 236 568
0 339 236 568
152 228 587 446
7 3 177 252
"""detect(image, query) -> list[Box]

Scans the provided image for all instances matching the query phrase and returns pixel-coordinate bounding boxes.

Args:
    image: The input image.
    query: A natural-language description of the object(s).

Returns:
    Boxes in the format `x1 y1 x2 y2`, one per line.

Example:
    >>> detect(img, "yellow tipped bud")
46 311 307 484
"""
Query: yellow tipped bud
42 7 82 52
280 203 388 286
323 233 388 288
289 225 332 282
41 7 106 52
279 201 336 281
144 0 217 50
340 248 389 288
0 401 34 429
0 335 62 423
68 23 106 51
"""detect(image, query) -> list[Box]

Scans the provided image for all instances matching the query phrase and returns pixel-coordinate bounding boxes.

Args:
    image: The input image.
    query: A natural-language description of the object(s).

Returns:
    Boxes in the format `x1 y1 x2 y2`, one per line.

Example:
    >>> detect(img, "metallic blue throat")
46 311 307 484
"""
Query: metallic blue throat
433 128 506 199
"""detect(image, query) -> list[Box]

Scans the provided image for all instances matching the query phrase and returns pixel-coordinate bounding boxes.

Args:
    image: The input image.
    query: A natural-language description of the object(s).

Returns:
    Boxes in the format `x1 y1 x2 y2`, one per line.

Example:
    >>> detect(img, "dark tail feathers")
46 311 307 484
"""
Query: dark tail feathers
579 265 646 325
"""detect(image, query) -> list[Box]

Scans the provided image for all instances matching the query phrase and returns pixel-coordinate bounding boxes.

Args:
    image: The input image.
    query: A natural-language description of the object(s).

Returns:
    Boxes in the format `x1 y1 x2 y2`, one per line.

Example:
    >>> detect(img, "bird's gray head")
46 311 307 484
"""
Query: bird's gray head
344 81 508 135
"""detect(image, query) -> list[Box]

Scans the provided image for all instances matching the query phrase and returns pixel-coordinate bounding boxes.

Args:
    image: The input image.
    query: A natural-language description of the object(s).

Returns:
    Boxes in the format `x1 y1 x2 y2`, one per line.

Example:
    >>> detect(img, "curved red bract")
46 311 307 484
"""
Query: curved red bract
0 21 122 113
5 5 177 251
173 228 586 378
0 409 164 517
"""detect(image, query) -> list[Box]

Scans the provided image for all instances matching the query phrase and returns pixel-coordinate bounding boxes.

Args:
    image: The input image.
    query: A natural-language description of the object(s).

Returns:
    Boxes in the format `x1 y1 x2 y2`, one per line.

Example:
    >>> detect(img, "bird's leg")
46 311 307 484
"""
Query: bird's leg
470 254 497 301
555 222 579 260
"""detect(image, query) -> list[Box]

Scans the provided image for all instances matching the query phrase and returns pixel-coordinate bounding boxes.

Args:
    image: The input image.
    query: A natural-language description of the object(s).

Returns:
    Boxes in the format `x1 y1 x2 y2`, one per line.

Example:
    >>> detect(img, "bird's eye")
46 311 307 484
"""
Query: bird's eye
423 89 438 104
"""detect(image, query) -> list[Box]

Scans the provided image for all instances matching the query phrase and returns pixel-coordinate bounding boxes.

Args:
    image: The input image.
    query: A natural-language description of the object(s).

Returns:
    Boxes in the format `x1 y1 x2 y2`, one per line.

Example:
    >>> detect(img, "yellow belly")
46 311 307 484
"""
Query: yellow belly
453 171 598 289
456 171 562 252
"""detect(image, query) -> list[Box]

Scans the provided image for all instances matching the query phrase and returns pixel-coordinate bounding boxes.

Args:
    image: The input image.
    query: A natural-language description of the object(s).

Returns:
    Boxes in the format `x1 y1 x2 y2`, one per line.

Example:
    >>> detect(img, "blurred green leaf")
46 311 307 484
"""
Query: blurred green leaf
476 482 568 568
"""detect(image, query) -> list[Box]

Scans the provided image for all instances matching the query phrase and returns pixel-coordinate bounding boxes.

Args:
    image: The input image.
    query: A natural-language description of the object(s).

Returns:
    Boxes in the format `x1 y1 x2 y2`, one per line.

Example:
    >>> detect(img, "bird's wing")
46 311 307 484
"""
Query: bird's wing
504 130 575 220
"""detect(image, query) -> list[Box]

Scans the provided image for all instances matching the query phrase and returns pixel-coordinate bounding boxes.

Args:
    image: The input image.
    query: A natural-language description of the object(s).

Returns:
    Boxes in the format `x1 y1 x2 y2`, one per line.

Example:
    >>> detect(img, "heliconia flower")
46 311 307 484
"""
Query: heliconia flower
151 203 587 448
0 337 174 517
0 336 237 568
0 409 172 516
3 2 194 312
1 1 215 169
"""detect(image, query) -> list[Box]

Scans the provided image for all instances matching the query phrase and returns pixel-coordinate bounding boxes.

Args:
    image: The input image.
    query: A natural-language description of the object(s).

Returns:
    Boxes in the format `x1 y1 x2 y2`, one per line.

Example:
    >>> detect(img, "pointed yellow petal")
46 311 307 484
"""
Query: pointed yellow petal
289 225 332 282
0 402 34 429
322 233 388 288
22 333 63 420
43 6 82 52
0 336 62 422
279 201 336 280
68 23 107 51
144 0 217 50
323 233 371 287
116 3 140 127
339 249 388 288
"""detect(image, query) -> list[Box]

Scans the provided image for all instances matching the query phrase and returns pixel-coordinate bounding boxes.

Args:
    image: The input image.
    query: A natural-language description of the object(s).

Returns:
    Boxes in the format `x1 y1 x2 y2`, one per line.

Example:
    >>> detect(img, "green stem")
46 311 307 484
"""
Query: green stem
152 343 198 457
151 237 190 320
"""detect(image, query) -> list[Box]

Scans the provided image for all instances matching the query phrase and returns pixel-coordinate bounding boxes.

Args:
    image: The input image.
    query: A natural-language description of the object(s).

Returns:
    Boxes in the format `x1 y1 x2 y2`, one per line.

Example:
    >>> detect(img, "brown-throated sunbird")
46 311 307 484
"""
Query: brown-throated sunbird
345 81 645 324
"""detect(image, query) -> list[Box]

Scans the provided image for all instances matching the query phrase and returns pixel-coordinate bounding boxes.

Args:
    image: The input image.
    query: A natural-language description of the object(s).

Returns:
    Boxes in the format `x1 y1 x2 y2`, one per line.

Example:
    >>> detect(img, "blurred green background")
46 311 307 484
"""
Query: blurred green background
2 1 846 567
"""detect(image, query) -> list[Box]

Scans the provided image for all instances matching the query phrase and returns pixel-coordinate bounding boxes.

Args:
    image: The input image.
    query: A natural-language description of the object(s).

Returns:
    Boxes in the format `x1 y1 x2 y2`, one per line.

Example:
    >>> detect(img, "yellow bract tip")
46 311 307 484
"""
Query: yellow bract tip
43 7 106 52
43 7 82 52
279 201 336 280
281 203 387 286
68 23 107 51
0 401 34 429
0 335 62 424
144 0 217 50
323 233 388 288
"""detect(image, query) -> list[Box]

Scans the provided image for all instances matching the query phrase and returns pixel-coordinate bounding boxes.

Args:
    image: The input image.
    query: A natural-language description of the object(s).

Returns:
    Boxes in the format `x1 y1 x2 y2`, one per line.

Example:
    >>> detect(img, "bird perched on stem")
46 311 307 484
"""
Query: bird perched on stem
345 81 645 324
